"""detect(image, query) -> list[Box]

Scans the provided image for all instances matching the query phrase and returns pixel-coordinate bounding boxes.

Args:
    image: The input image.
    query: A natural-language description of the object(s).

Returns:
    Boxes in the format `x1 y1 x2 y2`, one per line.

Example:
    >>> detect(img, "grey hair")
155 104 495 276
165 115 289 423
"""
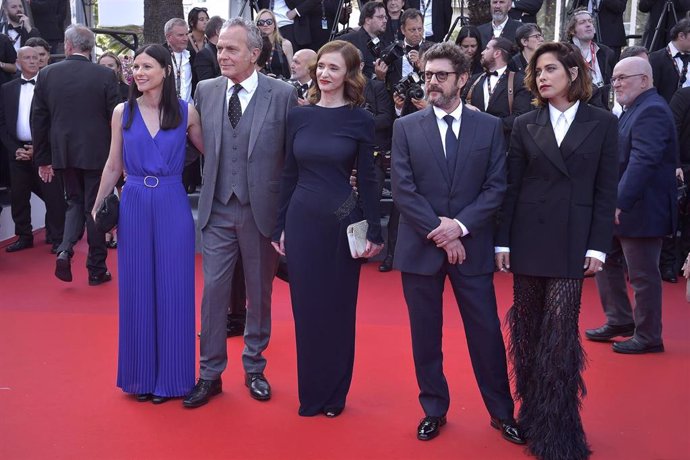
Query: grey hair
64 24 95 52
164 18 187 36
221 17 263 52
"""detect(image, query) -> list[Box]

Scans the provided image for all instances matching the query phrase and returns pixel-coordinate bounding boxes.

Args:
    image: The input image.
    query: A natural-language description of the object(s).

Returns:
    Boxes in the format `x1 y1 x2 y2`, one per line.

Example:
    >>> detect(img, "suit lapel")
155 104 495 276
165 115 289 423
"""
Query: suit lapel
473 75 486 110
248 74 272 158
487 75 507 110
9 80 20 132
420 107 451 186
526 107 570 177
560 103 597 160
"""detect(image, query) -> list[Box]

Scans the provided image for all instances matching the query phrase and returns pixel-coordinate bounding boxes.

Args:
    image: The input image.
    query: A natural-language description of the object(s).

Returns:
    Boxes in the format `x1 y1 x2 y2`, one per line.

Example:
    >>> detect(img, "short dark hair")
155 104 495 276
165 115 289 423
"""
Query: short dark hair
620 45 648 60
489 37 515 63
205 16 224 40
525 41 592 107
422 42 470 77
359 1 385 27
25 36 50 53
671 18 690 40
515 23 541 51
124 44 181 131
400 8 423 29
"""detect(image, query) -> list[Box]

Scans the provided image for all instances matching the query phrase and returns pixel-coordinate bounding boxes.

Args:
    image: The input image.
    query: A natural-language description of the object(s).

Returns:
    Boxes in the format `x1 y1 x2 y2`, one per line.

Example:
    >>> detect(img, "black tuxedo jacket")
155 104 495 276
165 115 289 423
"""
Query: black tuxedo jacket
404 0 452 42
31 55 119 170
0 22 41 47
508 0 544 24
649 47 682 103
496 103 618 278
0 78 29 157
569 0 627 48
477 19 522 50
194 42 220 82
465 70 533 140
364 78 395 150
258 0 321 47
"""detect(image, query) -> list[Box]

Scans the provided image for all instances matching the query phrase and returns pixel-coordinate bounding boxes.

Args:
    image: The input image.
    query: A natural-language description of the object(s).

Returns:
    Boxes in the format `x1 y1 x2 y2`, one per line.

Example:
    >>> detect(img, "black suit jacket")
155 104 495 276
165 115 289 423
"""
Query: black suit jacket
649 47 682 103
508 0 544 24
0 78 29 157
0 22 41 47
404 0 453 42
340 27 382 78
496 103 618 278
364 78 395 150
569 0 627 48
477 19 523 50
670 87 690 167
464 70 533 141
31 55 119 170
194 42 220 82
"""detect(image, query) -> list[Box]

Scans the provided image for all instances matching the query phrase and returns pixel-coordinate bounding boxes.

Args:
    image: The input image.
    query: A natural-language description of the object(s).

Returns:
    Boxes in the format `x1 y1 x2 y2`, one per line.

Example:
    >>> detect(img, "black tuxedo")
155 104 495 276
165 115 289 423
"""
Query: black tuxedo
0 76 65 244
477 19 523 50
404 0 452 42
464 70 533 141
649 47 684 103
194 42 220 82
0 22 41 49
508 0 544 24
31 54 119 277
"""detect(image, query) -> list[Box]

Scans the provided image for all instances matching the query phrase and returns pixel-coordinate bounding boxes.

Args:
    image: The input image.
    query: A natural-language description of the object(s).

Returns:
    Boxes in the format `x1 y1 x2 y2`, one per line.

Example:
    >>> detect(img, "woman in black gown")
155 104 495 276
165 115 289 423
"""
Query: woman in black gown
273 40 383 417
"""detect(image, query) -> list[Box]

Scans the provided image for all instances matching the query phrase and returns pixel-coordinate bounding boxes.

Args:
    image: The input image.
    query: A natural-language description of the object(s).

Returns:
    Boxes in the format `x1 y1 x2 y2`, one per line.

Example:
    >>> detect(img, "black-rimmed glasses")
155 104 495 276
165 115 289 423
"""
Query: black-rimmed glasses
424 71 457 82
611 73 644 84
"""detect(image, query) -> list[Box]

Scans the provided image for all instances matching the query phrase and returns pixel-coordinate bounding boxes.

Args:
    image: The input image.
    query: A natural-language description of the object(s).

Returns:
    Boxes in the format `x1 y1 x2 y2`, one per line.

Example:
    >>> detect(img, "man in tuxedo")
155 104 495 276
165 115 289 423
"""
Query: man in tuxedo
508 0 544 24
0 46 64 253
649 18 690 103
391 42 522 444
587 57 677 354
340 1 389 78
183 18 297 408
383 8 425 88
403 0 452 43
0 0 41 52
194 15 224 82
32 24 119 285
290 48 316 103
478 0 523 50
568 0 627 60
639 0 690 52
465 37 531 142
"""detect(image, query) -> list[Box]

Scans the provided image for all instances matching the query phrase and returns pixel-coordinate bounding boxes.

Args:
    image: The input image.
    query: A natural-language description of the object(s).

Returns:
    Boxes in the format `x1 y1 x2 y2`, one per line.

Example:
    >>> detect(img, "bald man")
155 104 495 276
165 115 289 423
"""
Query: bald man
586 57 678 354
290 48 316 104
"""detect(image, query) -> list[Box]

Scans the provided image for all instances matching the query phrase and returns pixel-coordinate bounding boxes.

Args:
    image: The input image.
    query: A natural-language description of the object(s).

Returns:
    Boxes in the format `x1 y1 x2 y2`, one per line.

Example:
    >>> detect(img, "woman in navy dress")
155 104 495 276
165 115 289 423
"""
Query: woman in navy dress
272 40 383 417
92 44 203 404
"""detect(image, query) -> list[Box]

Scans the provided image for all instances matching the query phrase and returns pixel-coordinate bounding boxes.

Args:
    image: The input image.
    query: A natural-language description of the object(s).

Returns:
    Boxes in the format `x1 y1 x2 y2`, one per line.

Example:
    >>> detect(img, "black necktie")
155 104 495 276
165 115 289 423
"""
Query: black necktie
444 115 458 176
676 52 690 86
227 84 243 128
21 79 34 85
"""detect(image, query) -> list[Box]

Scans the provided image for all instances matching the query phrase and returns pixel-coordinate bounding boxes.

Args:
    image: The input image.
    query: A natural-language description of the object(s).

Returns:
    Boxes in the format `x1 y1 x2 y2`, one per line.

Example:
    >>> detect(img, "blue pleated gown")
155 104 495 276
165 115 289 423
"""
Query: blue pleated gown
116 101 195 397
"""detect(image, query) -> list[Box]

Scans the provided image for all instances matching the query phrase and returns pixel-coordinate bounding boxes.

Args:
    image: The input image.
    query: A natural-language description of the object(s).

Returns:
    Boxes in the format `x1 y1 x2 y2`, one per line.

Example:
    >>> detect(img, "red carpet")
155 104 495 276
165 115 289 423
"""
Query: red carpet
1 234 689 460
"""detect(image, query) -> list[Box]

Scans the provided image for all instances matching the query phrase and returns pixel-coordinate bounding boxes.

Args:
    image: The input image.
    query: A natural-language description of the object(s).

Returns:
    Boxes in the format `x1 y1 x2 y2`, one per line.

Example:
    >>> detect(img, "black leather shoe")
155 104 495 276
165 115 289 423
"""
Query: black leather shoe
378 255 393 272
417 416 446 441
245 373 271 401
151 395 171 404
227 319 245 338
183 378 222 408
490 417 526 444
135 393 152 402
661 268 678 283
89 271 112 286
55 251 72 282
6 239 33 252
612 337 664 354
585 323 635 342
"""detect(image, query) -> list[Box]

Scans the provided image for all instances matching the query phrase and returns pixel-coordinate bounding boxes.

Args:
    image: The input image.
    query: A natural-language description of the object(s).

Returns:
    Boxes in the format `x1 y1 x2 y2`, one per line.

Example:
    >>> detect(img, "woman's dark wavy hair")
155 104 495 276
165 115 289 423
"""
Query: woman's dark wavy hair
307 40 366 107
188 7 209 32
455 26 482 70
124 44 182 130
524 41 592 107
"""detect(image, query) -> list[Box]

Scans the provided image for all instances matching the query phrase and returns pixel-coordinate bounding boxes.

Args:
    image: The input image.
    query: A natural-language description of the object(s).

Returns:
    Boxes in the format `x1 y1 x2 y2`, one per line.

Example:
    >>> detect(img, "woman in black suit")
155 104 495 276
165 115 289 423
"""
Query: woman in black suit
495 42 618 460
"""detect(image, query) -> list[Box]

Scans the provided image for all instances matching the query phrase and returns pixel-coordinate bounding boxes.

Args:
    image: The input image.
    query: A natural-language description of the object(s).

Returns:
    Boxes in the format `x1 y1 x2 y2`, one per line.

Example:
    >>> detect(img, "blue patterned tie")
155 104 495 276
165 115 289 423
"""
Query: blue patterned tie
444 115 458 176
228 84 243 128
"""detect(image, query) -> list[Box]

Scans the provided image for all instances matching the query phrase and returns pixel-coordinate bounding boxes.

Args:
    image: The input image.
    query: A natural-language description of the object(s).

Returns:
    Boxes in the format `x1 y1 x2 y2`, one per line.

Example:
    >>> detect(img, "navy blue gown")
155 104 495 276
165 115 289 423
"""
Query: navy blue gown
116 101 196 397
275 105 382 415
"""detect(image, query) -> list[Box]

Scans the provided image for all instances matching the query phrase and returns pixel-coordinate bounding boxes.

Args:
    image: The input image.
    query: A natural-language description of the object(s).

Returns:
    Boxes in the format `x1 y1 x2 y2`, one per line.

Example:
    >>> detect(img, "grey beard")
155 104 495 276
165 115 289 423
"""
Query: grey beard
492 12 507 22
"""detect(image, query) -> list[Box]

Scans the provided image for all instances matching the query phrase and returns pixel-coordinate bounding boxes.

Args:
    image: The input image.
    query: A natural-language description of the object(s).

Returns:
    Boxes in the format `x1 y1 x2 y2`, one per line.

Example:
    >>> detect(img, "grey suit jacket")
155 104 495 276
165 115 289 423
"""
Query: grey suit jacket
195 72 298 236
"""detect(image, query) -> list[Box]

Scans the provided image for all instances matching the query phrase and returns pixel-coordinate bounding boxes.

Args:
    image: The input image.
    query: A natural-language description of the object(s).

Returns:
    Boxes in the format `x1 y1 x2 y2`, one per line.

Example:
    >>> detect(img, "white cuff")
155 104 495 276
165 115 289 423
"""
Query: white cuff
585 249 606 263
453 219 469 237
495 246 510 253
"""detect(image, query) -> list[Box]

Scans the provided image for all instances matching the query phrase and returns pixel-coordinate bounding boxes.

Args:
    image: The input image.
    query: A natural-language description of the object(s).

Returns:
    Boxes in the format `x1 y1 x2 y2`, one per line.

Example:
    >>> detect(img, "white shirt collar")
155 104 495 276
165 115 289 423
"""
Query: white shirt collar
226 70 259 95
548 100 580 126
495 65 507 77
433 101 463 122
492 17 509 30
668 41 680 57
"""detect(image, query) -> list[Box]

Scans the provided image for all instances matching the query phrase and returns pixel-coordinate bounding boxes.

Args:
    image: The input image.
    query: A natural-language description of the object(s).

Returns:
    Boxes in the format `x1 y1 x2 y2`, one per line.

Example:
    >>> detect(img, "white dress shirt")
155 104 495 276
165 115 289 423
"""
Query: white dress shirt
492 17 509 38
668 41 690 89
226 70 259 113
16 75 36 142
420 0 433 38
401 40 420 79
172 49 192 103
273 0 294 28
483 65 507 111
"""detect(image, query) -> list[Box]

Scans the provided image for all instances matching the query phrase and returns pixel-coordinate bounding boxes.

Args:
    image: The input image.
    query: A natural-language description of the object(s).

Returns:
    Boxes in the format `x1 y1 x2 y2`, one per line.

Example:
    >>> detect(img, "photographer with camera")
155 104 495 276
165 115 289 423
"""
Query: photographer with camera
384 9 426 86
290 48 317 105
340 1 390 78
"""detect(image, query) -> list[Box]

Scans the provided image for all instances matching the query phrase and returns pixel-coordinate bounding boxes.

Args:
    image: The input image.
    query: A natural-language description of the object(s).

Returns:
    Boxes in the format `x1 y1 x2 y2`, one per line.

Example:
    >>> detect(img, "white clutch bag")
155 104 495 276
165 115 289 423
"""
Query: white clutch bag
346 220 369 258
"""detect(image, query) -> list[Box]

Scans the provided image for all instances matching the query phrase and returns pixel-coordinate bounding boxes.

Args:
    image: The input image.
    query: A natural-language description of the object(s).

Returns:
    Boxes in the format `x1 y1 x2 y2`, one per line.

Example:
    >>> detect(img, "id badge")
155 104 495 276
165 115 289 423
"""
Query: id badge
321 17 328 29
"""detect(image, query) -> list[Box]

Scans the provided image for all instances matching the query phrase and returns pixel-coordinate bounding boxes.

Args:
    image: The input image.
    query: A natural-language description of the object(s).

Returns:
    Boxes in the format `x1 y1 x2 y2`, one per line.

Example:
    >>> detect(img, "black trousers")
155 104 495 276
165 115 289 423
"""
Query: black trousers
9 159 65 243
58 168 107 276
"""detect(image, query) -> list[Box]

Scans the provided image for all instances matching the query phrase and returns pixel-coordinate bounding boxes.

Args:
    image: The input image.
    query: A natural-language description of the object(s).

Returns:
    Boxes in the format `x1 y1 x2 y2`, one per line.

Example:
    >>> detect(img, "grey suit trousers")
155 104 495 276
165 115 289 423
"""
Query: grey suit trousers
595 236 664 346
200 196 278 380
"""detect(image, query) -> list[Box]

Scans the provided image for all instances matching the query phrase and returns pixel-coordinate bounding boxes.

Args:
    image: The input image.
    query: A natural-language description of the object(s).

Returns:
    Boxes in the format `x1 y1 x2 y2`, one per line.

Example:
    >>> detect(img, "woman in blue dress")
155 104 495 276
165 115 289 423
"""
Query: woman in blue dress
92 44 203 404
272 40 383 417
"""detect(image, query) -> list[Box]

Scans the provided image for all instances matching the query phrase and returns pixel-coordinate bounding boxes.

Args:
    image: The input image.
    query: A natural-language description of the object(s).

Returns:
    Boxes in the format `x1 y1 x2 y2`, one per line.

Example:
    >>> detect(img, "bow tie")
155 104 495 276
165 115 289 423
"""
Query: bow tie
485 70 499 77
8 25 22 32
21 79 35 85
405 45 419 53
675 52 690 64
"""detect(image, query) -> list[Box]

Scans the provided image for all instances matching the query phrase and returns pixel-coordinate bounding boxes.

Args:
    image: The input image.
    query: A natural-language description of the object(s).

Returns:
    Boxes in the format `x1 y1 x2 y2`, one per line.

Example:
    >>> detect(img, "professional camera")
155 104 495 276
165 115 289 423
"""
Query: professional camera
393 72 425 100
367 38 405 67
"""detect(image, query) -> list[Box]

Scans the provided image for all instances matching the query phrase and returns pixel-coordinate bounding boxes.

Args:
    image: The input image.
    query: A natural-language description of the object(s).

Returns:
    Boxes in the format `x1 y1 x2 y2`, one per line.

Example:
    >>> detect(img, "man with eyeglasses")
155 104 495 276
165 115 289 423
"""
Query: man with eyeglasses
587 57 678 354
340 1 389 79
391 42 523 445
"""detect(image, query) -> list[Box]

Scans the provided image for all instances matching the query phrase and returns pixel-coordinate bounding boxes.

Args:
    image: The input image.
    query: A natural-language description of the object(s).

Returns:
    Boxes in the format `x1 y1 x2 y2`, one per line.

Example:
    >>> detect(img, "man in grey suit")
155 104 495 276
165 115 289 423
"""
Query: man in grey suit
183 17 297 408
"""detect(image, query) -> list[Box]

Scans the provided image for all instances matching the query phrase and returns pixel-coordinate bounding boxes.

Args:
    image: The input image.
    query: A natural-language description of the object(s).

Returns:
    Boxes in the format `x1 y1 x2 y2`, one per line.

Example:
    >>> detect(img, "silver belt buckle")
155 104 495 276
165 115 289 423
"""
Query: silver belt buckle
144 175 159 188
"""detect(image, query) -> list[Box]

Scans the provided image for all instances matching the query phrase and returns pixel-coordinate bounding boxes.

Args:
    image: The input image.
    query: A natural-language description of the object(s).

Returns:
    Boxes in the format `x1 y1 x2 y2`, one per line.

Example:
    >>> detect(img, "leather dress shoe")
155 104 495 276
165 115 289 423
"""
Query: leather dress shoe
226 319 245 338
245 373 271 401
378 255 393 272
183 378 222 408
585 323 635 342
612 337 664 354
661 268 678 283
417 415 446 441
135 393 152 402
6 239 33 252
490 417 526 444
89 271 112 286
55 251 73 282
151 395 171 404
